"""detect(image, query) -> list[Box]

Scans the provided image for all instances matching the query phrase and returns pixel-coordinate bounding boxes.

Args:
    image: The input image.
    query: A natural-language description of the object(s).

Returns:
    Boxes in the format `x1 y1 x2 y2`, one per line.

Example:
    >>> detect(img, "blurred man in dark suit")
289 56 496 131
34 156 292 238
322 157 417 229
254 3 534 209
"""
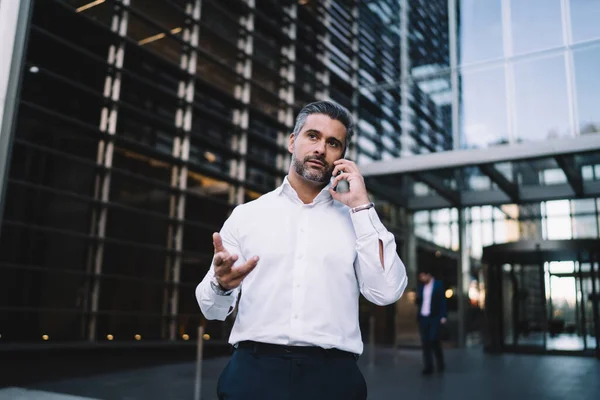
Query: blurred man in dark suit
416 266 447 375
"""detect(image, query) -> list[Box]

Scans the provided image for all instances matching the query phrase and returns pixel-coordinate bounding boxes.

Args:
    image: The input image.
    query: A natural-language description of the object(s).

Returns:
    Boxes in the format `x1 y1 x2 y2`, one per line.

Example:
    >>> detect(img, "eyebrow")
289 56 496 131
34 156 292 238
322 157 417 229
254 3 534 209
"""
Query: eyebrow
304 129 322 135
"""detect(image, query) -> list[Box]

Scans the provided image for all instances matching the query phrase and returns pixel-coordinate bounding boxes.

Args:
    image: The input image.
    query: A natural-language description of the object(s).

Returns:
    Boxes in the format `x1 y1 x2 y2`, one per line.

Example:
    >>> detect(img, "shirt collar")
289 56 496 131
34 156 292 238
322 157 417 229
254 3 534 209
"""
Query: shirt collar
276 176 333 205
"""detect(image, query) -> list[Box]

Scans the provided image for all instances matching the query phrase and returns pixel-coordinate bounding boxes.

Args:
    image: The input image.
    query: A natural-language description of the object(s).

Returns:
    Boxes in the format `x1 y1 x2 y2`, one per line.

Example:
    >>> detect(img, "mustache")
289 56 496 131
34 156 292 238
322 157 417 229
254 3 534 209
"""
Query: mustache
304 155 327 166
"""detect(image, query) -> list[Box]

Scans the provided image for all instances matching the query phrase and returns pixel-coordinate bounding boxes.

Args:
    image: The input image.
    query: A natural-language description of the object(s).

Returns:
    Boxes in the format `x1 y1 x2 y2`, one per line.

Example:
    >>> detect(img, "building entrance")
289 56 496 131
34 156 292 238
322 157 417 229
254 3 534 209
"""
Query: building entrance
483 240 600 358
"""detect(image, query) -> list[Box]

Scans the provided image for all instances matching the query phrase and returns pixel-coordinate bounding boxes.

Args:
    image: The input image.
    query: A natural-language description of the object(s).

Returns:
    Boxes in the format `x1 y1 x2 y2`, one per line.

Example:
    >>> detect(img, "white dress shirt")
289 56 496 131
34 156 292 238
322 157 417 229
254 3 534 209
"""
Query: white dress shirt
196 177 408 355
420 279 434 317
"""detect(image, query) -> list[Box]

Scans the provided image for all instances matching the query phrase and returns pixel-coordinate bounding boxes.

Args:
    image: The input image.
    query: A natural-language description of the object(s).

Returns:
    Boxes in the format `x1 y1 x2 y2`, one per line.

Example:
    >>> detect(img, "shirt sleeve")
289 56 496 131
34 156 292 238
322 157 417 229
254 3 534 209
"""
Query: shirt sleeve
351 207 408 306
195 208 245 321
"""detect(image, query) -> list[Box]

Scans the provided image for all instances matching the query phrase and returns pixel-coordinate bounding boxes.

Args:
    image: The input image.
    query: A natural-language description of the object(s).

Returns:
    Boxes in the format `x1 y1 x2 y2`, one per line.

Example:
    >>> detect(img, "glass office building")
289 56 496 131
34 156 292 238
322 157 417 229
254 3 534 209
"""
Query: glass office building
1 0 599 354
0 0 407 347
363 0 600 354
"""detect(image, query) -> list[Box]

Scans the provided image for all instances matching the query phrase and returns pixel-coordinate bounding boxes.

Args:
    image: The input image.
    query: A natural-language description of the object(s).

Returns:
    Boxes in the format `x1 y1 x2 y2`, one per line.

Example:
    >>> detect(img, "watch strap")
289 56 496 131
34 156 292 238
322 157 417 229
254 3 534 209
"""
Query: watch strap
210 277 234 296
350 202 375 214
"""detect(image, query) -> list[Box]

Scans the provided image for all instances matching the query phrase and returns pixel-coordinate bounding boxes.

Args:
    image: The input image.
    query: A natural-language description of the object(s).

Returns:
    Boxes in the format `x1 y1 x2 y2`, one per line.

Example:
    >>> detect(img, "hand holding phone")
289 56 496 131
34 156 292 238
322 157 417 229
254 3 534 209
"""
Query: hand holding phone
329 159 371 208
335 177 350 193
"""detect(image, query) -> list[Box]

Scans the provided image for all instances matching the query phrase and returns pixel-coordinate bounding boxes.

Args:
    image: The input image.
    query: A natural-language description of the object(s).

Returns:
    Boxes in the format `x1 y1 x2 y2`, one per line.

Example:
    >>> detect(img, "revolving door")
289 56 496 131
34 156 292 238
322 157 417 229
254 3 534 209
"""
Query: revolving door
483 240 600 358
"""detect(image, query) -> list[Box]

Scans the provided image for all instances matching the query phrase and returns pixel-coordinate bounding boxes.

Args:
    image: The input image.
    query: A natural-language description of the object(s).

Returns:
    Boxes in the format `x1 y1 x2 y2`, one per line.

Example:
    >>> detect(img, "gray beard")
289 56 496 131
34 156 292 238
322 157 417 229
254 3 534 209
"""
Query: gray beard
292 155 332 184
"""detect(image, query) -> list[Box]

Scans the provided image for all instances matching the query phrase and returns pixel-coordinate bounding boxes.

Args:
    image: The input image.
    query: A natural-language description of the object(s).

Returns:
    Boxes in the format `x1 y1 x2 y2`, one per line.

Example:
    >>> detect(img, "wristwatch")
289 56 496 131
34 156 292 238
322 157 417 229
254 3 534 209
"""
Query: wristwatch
350 202 375 214
210 276 234 296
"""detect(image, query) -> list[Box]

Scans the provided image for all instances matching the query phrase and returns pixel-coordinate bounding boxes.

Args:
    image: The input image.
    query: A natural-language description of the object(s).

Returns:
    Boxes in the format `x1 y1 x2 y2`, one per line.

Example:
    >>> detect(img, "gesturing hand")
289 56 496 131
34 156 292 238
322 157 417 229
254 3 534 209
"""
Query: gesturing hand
212 232 259 290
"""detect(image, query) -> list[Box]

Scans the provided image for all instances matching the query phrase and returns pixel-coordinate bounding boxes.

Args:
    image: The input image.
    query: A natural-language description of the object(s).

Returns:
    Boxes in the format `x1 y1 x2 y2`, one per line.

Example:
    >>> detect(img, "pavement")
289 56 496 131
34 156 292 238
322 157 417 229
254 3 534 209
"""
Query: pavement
2 346 599 400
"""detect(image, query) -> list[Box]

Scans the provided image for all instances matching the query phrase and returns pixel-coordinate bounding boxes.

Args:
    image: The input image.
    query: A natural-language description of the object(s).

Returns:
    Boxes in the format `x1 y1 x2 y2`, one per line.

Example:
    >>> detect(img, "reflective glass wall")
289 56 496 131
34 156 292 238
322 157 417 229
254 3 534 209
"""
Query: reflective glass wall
404 0 453 155
415 0 600 257
459 0 600 149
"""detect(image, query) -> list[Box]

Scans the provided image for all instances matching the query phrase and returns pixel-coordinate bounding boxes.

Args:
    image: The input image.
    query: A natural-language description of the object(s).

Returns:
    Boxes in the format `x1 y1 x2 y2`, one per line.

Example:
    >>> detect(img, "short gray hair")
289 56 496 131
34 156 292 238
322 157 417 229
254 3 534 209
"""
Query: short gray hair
292 100 354 154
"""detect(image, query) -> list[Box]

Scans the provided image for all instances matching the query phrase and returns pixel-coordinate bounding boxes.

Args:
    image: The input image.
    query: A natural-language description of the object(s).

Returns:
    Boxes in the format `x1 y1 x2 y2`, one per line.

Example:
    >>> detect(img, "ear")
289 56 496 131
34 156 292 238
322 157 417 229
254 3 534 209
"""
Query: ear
287 133 295 154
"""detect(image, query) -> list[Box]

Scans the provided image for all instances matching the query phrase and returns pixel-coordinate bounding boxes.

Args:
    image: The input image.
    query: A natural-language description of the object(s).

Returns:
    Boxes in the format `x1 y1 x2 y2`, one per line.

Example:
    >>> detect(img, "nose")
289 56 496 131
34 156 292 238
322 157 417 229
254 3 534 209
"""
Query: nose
313 139 326 155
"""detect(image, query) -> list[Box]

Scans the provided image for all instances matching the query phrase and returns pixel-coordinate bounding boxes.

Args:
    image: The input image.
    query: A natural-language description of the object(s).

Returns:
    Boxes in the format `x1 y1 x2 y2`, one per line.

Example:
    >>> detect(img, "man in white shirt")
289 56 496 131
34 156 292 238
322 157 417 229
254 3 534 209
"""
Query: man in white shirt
196 100 408 400
416 266 447 375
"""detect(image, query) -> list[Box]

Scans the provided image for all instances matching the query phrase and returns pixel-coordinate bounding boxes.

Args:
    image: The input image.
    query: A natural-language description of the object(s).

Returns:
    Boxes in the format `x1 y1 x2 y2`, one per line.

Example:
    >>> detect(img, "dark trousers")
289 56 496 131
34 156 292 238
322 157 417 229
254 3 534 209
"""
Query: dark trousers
217 341 367 400
419 316 444 370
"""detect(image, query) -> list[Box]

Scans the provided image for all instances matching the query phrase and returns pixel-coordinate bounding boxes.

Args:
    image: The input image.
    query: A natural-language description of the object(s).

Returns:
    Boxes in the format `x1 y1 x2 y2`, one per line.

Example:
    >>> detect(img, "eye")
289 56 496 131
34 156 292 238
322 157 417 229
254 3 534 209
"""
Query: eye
328 140 340 148
308 133 317 139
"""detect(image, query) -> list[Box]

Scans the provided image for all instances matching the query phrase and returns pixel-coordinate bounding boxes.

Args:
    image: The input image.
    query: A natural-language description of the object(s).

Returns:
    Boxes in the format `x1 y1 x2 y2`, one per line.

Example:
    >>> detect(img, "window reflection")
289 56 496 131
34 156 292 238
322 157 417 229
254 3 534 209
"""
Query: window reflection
572 216 598 238
67 0 113 26
411 73 453 152
128 0 186 65
458 0 503 64
570 0 600 43
573 43 600 135
460 66 508 148
514 54 571 142
511 0 563 55
546 216 572 239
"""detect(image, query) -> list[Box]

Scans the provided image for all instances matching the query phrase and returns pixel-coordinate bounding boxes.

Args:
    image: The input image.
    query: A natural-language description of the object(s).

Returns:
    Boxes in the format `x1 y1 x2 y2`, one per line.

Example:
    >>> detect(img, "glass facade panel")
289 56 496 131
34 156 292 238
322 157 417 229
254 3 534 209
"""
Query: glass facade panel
546 217 573 239
410 73 453 153
570 0 600 43
510 0 563 55
573 43 600 135
572 215 598 238
458 0 503 64
513 54 571 142
460 66 508 148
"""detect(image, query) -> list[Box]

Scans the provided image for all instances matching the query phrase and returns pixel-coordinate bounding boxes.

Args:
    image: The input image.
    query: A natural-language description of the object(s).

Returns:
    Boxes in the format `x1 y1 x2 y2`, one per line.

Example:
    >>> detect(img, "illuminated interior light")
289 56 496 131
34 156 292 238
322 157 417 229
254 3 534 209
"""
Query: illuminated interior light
134 334 142 340
204 151 217 163
76 0 106 13
445 289 453 299
106 334 114 341
202 334 211 340
29 66 39 73
42 334 49 340
182 334 190 340
139 27 182 46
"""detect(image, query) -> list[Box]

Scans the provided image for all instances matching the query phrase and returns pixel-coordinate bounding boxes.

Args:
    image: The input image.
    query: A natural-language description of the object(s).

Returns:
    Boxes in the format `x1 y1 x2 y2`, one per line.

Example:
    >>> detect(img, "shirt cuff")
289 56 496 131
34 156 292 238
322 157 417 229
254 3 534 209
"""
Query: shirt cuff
350 206 384 238
203 283 238 309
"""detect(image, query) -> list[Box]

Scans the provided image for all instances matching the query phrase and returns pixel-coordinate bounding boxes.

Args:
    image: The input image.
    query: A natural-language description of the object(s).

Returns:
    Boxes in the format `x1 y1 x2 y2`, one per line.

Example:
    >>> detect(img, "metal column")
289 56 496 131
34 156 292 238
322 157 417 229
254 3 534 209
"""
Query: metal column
500 0 517 144
86 0 130 341
399 0 413 157
229 0 254 205
395 209 419 347
0 0 32 233
276 2 297 184
457 207 471 347
561 0 579 137
448 0 459 149
164 0 202 341
348 0 360 161
316 0 331 100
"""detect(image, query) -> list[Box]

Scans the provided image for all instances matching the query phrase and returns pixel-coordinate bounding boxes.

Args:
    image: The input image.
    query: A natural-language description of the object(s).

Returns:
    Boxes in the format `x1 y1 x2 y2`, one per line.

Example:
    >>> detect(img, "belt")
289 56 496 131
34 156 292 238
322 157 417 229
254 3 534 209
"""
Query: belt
237 341 358 360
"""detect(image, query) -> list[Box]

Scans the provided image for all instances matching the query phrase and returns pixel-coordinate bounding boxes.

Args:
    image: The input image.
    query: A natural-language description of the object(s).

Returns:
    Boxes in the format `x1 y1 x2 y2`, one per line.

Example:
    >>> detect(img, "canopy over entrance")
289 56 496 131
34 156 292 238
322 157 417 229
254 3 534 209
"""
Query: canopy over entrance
362 135 600 210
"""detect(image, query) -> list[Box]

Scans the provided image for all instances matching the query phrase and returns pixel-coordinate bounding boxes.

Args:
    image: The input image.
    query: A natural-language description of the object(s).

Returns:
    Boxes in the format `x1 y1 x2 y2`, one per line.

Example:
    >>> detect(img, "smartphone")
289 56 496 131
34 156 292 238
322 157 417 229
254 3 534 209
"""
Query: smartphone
334 170 350 193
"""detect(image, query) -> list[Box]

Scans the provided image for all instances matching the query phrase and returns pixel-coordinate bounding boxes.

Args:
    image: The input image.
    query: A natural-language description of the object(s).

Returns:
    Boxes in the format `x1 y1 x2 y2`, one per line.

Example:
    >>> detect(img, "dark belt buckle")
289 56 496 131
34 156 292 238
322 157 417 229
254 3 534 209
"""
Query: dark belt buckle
283 346 292 355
